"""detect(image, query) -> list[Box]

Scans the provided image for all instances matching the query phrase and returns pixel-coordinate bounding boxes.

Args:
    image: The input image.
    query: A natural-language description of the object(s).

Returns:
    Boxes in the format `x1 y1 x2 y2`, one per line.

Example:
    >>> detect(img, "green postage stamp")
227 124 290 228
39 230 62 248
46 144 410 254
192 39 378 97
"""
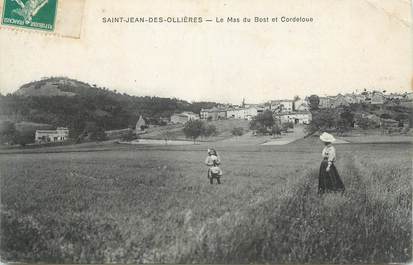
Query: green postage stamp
1 0 58 31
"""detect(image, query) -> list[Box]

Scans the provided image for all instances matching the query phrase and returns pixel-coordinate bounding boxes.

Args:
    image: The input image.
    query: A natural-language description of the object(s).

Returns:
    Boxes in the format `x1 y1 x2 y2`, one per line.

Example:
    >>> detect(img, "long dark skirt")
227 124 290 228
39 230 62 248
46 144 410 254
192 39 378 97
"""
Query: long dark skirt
318 160 345 194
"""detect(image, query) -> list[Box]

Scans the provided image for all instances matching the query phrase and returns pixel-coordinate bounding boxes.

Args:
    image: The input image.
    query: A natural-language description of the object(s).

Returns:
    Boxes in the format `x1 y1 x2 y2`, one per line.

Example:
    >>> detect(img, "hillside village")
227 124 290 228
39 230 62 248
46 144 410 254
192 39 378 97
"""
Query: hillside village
170 90 413 129
0 77 412 146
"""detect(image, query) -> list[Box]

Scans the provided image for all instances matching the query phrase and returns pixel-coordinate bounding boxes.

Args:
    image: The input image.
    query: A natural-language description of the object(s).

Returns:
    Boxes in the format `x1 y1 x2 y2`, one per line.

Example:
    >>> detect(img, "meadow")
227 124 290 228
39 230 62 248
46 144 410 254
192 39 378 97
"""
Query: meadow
0 138 411 263
142 119 251 141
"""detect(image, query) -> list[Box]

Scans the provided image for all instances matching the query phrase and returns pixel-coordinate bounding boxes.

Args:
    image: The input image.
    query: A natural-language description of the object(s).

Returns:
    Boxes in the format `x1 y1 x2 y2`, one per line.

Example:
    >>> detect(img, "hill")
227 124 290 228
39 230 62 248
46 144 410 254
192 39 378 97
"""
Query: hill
0 77 219 142
14 78 78 97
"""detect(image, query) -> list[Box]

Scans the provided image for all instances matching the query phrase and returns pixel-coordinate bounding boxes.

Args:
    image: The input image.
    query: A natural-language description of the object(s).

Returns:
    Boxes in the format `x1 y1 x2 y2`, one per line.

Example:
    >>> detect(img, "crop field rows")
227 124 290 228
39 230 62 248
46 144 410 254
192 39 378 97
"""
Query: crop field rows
0 140 411 263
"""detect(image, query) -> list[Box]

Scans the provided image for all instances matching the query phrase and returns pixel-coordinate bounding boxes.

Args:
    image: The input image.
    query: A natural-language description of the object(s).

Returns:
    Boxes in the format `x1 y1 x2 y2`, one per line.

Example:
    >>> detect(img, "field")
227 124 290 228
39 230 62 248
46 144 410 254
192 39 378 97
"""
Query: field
141 119 251 141
0 138 411 263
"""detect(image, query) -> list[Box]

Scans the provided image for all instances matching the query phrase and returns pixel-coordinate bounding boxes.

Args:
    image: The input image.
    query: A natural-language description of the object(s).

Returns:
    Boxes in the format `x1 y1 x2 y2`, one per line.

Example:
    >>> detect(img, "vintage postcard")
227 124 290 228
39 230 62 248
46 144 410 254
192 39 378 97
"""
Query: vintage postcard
0 0 411 264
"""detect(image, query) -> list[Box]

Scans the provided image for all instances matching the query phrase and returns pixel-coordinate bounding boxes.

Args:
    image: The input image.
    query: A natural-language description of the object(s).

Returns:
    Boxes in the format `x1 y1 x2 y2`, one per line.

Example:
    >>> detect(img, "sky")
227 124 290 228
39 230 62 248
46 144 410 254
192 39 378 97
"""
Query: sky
0 0 411 104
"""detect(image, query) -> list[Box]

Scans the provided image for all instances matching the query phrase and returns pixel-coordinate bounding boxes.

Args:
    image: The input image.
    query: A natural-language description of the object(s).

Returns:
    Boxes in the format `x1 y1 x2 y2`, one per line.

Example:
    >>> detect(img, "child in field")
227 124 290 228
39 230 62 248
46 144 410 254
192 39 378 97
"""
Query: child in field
205 149 223 184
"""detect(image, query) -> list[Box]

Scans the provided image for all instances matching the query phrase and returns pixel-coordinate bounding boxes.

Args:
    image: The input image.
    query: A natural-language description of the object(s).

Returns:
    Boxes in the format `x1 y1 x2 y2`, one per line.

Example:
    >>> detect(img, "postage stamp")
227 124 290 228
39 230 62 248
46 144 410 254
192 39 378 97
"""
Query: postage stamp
1 0 57 31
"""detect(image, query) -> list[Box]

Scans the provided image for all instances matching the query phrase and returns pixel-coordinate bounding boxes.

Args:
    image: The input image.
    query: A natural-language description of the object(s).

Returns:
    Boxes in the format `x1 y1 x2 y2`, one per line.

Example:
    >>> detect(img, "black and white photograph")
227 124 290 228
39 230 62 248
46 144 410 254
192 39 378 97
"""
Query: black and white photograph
0 0 412 264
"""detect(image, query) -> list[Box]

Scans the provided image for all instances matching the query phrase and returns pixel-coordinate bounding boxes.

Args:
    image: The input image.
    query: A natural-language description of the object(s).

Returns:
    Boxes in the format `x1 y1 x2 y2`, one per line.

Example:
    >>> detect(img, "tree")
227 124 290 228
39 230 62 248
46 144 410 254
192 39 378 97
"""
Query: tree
84 122 106 141
0 121 17 144
183 120 205 143
203 124 218 137
90 127 107 141
355 116 377 130
336 119 351 135
162 130 175 144
305 109 337 135
13 130 35 146
271 124 281 137
308 95 320 111
250 110 274 130
281 123 290 132
339 109 354 132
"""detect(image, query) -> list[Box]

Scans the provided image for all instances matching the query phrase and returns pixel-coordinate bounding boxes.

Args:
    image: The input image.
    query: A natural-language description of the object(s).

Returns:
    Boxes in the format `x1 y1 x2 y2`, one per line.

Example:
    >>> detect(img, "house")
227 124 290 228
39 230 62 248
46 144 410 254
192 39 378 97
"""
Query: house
200 107 227 120
274 111 312 125
371 92 385 105
318 97 332 108
270 100 294 112
404 92 413 101
331 94 350 108
355 94 367 103
293 99 309 111
386 93 404 101
344 94 357 104
136 115 146 131
170 112 199 124
226 108 245 119
227 106 263 120
344 93 366 104
35 127 69 143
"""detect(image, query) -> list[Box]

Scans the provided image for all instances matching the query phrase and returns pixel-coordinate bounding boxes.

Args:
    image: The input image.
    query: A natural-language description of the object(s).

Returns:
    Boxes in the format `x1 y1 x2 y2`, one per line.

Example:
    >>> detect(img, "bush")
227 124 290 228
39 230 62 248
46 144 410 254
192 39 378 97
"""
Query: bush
250 110 275 131
281 123 290 132
0 121 17 144
271 124 281 136
231 127 244 136
120 130 137 141
355 116 377 130
13 130 35 146
90 127 107 142
203 124 218 137
183 120 205 143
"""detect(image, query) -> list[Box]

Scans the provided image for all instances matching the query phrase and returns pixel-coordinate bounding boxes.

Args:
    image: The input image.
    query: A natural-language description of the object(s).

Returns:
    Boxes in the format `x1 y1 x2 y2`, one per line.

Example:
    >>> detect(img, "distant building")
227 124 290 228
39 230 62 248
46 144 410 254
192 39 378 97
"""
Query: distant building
274 111 312 125
293 99 309 111
200 107 227 120
385 93 404 101
35 127 69 143
405 92 413 101
226 108 245 119
227 106 263 120
343 94 357 104
170 112 199 124
270 100 294 112
318 97 332 108
371 92 385 105
331 94 350 108
136 115 146 131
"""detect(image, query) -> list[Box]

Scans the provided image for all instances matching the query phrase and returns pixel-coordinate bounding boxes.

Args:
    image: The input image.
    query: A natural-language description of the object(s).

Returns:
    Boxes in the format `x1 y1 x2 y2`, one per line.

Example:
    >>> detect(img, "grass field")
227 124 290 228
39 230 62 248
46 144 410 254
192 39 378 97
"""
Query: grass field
141 119 250 141
0 138 411 263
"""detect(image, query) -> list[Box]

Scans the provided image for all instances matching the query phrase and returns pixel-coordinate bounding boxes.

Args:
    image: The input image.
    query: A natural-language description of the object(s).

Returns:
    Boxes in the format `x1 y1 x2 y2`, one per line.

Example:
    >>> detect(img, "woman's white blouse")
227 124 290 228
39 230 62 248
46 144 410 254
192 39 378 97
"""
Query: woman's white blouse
322 145 336 163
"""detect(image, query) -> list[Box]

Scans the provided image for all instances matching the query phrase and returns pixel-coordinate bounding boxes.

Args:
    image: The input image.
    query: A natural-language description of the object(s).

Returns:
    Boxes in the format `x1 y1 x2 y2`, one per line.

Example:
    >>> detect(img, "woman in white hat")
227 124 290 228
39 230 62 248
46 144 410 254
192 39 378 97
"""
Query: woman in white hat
318 132 345 194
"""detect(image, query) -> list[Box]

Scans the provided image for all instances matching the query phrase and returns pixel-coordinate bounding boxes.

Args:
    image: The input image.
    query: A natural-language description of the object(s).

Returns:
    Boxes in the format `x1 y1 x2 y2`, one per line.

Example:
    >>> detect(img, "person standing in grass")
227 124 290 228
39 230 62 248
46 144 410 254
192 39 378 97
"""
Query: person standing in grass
318 132 345 194
205 148 223 184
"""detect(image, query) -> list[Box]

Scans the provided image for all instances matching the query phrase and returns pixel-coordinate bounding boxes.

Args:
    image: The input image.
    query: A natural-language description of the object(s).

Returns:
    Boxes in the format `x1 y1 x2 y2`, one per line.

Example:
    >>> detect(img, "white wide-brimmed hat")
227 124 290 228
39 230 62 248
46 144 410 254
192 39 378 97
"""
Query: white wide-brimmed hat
319 132 336 143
